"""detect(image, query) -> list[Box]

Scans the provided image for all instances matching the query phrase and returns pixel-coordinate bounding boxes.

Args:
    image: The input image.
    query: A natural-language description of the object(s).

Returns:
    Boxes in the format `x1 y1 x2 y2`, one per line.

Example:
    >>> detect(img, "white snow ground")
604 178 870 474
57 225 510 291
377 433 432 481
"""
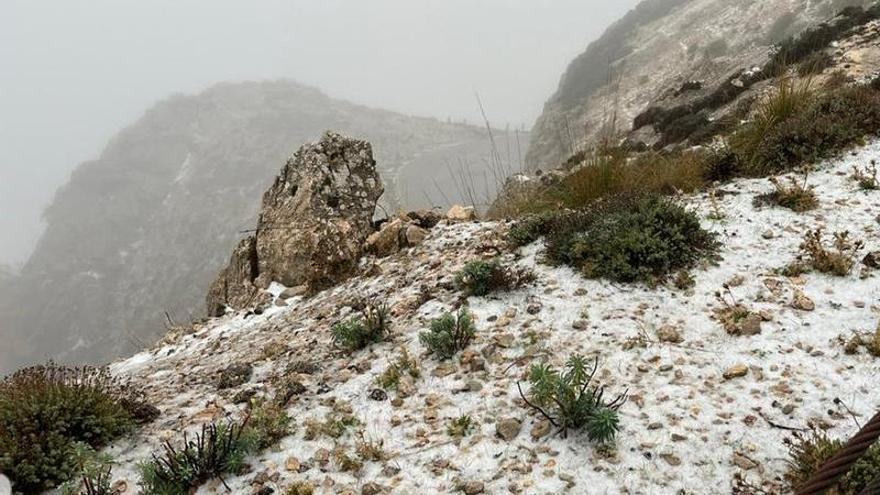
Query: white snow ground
105 141 880 494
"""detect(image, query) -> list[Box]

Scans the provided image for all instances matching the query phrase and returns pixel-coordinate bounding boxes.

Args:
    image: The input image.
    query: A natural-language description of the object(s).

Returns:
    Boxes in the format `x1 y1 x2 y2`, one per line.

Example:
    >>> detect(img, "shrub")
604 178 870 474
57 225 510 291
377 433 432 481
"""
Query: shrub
798 228 864 276
376 348 420 390
783 429 844 490
753 176 818 212
59 444 114 495
0 363 141 493
736 85 880 175
844 323 880 357
852 160 878 190
420 309 476 359
518 355 626 442
138 418 256 494
544 195 718 284
286 481 316 495
507 211 560 247
331 301 389 352
454 258 534 296
840 442 880 493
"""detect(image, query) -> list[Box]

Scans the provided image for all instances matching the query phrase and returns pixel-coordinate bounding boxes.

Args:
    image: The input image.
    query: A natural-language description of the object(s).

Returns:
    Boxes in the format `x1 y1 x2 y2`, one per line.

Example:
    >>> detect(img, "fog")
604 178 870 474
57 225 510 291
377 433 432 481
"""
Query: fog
0 0 638 265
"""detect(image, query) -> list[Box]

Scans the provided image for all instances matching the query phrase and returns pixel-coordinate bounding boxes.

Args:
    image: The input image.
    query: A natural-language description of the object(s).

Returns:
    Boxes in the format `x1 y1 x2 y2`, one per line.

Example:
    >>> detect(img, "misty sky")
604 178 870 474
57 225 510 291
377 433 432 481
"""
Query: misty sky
0 0 638 265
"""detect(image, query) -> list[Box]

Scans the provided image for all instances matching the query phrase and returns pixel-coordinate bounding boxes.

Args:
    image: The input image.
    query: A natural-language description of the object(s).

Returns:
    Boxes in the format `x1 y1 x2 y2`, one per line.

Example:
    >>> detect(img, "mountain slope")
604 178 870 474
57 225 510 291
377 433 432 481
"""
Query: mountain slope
0 80 525 374
526 0 869 170
103 140 880 494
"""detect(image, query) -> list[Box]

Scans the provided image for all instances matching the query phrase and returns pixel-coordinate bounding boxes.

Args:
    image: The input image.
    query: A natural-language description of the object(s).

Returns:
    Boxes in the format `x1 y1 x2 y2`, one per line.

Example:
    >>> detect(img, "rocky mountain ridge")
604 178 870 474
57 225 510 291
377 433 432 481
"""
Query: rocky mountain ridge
526 0 873 171
0 81 525 374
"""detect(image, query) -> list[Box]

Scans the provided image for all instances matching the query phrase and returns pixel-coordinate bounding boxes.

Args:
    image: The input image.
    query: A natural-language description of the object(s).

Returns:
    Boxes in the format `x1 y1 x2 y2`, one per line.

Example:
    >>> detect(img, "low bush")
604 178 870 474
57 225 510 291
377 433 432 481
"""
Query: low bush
735 85 880 176
138 418 256 494
303 412 359 440
507 211 560 247
454 258 534 296
331 301 390 352
544 195 718 284
420 309 476 359
798 228 864 276
753 176 818 212
840 442 880 493
797 51 834 76
519 354 626 442
0 363 144 493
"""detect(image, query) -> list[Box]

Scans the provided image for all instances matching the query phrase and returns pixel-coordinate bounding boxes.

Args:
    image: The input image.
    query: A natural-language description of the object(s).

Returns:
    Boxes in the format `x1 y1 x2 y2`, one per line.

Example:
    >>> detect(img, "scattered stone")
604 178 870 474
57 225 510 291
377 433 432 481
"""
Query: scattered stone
733 453 758 470
791 291 816 311
571 319 588 330
280 285 308 299
496 418 522 441
657 325 683 343
863 251 880 268
368 388 388 401
232 388 258 404
530 420 551 440
461 480 485 495
660 453 681 466
362 482 384 495
218 363 253 389
723 364 749 380
447 204 477 221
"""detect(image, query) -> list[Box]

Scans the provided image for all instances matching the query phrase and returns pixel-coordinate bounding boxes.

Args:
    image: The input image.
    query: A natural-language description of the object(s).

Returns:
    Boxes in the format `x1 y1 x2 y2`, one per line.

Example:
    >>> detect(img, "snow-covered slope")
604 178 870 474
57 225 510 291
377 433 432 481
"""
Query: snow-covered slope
105 142 880 494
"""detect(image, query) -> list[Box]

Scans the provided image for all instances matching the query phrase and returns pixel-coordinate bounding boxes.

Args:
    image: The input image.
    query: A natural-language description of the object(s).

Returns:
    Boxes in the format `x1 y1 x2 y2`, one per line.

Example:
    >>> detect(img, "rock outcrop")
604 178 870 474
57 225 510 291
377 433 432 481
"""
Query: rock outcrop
207 132 383 315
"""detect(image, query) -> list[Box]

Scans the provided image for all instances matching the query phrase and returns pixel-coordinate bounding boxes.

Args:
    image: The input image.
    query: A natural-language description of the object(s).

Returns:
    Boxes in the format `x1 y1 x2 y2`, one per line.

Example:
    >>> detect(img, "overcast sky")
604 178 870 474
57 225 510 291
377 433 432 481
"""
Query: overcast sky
0 0 638 265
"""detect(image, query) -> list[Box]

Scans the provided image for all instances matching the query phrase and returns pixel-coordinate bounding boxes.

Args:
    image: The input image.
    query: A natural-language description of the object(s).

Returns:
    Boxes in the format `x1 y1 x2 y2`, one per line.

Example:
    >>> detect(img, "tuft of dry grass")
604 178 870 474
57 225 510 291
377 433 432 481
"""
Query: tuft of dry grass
798 229 863 276
852 160 878 190
754 175 818 212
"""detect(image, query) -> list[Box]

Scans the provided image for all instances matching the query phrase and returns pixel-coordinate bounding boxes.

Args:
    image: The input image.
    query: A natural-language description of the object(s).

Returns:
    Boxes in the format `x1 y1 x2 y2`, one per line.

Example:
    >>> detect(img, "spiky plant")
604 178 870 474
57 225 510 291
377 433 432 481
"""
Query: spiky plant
519 355 627 442
419 309 476 360
331 301 390 352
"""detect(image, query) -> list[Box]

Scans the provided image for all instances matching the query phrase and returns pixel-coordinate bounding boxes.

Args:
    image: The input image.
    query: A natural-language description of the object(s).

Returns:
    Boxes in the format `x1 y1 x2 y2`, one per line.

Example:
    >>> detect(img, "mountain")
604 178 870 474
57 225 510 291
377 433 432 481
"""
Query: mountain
525 0 870 170
0 80 525 374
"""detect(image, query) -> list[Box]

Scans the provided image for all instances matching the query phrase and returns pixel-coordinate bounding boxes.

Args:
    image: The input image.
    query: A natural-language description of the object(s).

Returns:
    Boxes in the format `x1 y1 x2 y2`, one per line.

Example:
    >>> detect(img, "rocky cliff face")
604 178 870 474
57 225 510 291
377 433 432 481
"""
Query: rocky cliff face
526 0 869 171
0 81 525 374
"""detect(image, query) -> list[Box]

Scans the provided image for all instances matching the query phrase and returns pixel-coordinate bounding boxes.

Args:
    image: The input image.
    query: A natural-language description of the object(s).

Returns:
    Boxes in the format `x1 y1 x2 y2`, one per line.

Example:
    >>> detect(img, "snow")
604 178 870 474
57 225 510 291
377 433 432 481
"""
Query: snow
103 142 880 494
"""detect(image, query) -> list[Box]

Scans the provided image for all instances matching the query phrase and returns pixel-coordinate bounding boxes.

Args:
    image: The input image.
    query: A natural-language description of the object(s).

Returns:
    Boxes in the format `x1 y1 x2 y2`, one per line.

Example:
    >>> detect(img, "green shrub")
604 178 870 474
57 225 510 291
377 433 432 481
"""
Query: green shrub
0 363 141 493
544 195 718 284
852 160 878 190
507 211 560 246
454 259 534 296
519 354 626 442
736 85 880 175
331 301 389 352
59 444 114 495
797 51 834 76
840 442 880 493
138 418 256 494
420 309 476 359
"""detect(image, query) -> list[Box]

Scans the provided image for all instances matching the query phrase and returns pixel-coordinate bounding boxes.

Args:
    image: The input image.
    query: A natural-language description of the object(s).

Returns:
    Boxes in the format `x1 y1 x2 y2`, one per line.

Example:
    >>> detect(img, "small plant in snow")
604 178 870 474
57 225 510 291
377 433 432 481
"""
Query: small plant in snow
783 428 843 490
798 228 863 276
375 348 420 390
331 300 390 352
713 285 762 336
244 398 292 449
419 309 476 359
137 418 256 494
518 355 627 442
852 160 878 190
447 415 475 438
754 175 818 212
354 430 387 461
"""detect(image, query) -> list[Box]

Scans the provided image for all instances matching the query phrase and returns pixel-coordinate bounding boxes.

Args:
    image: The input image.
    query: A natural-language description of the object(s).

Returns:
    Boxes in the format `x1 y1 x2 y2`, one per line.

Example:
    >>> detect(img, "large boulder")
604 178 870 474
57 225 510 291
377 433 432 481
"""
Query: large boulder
207 131 384 315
